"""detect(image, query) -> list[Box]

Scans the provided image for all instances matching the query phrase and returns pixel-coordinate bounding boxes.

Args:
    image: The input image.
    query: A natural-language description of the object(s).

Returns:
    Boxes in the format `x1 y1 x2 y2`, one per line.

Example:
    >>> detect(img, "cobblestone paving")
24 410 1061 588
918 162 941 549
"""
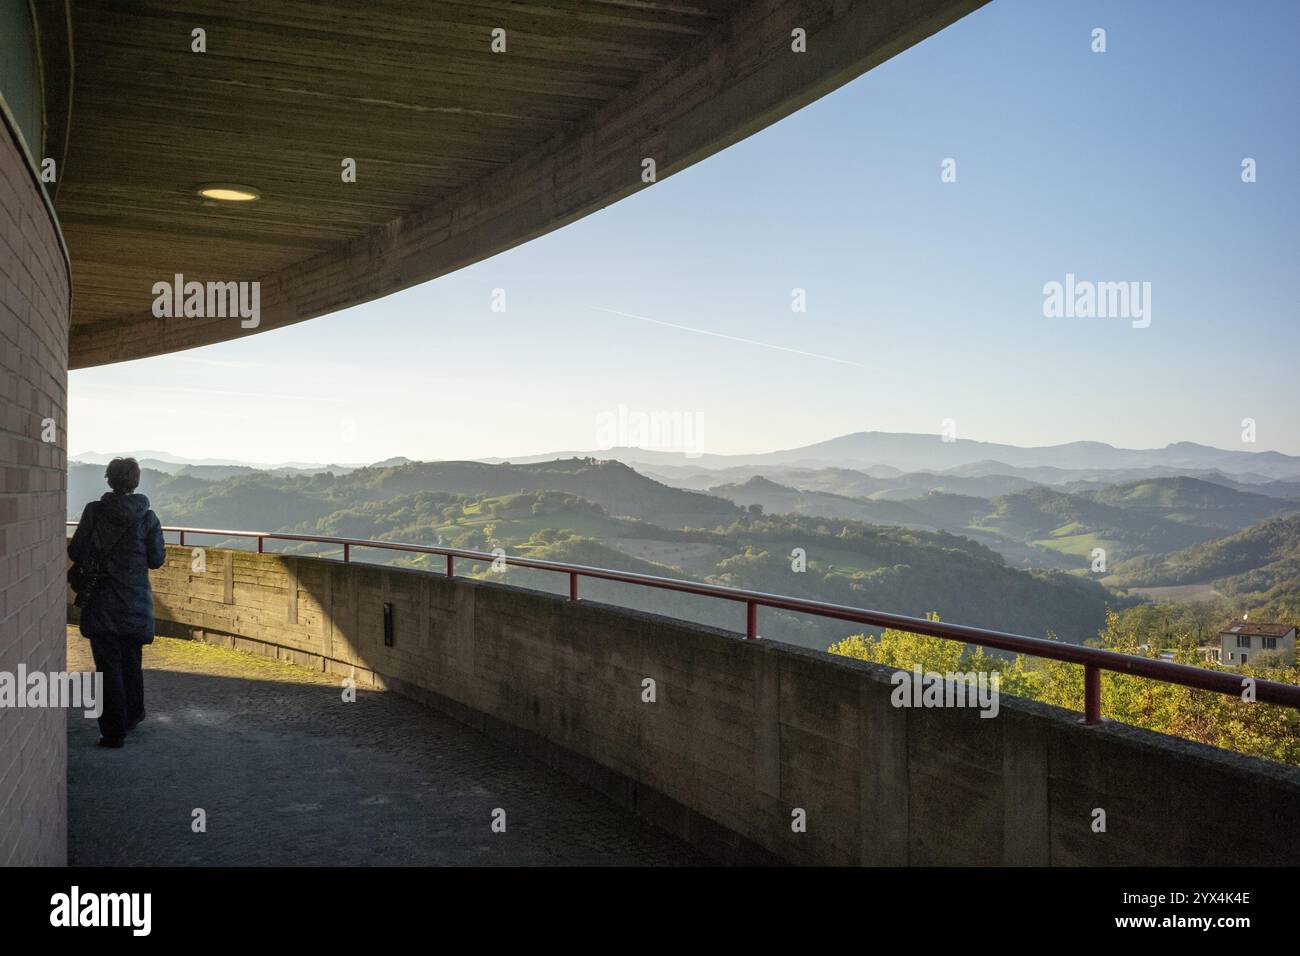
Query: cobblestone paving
66 630 710 866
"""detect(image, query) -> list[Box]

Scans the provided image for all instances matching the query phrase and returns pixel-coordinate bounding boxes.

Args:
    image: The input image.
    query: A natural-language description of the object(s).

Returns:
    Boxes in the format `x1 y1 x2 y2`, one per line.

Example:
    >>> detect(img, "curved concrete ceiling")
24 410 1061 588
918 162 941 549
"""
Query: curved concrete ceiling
58 0 986 369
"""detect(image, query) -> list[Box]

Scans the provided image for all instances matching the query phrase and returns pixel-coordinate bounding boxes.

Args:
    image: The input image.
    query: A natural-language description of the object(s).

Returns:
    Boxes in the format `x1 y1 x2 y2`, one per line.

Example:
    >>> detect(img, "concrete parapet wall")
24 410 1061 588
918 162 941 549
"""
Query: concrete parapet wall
73 545 1300 865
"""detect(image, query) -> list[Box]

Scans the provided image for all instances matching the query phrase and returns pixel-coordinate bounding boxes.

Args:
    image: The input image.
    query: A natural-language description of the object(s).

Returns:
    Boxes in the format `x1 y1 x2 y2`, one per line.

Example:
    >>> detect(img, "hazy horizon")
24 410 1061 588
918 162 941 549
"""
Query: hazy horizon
65 429 1300 468
63 426 1300 486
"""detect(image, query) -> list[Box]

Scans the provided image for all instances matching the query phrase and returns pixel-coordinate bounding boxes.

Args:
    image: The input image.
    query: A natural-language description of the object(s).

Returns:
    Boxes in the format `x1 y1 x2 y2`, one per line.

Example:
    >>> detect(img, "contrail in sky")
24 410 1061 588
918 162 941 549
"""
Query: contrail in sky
592 307 876 370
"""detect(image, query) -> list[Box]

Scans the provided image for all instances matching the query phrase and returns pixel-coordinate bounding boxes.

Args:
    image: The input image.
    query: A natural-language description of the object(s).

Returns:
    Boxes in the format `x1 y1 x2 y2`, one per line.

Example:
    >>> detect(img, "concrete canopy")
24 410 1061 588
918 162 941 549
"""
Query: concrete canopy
57 0 987 369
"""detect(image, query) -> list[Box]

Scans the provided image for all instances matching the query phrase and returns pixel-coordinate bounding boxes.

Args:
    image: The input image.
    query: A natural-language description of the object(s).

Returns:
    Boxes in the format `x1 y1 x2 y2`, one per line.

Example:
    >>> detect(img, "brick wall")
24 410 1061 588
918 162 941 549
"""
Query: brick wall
114 545 1300 865
0 108 71 865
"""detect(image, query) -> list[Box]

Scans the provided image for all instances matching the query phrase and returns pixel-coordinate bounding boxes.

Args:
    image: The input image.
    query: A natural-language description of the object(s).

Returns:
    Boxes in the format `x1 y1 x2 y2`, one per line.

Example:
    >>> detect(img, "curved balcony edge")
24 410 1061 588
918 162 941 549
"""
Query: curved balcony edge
67 544 1300 866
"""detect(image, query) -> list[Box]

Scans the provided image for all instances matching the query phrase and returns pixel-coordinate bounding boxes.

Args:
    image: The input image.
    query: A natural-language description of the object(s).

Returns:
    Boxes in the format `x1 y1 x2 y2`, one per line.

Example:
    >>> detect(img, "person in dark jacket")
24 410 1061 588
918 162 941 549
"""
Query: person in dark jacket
68 458 166 747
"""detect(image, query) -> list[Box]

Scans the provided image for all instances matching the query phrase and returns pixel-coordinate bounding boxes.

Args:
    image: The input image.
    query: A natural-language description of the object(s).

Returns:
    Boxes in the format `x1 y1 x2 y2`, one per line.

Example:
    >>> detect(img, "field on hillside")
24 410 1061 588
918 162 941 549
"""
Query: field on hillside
1124 584 1225 603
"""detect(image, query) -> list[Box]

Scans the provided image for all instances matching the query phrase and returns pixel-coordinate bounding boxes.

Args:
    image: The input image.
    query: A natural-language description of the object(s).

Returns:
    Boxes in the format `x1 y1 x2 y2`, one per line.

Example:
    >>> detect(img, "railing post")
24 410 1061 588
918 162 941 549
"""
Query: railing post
446 554 454 578
569 572 579 601
746 601 758 640
178 530 185 546
343 543 350 563
257 536 264 554
1083 664 1102 724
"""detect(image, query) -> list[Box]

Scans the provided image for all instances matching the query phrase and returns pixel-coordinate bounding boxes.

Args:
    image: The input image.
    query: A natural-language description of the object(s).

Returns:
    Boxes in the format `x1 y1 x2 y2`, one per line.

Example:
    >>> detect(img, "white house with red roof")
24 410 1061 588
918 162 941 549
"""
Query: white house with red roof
1215 620 1296 667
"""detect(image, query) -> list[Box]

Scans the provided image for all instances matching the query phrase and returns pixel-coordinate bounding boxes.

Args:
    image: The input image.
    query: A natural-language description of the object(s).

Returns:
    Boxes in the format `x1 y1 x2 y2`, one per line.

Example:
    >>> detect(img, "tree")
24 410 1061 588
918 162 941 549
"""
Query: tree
830 608 1300 767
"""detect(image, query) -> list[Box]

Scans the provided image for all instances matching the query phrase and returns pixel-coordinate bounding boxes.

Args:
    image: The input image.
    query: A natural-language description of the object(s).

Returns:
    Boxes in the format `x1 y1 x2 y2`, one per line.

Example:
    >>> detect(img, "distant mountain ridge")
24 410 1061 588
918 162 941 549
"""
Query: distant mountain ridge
68 451 399 476
73 432 1300 482
488 432 1300 481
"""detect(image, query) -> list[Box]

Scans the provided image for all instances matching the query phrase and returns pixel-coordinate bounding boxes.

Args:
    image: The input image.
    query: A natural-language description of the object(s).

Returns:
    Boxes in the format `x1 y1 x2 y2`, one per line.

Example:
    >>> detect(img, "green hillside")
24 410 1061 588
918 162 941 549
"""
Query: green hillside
68 458 1118 649
710 476 931 526
1111 515 1300 620
69 462 211 520
1089 476 1292 530
342 458 740 529
706 474 1297 571
465 512 1116 648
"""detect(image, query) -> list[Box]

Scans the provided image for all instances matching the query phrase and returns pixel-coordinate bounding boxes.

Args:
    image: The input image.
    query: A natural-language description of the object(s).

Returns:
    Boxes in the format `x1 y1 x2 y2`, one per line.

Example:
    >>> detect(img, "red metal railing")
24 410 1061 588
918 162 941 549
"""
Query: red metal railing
67 522 1300 724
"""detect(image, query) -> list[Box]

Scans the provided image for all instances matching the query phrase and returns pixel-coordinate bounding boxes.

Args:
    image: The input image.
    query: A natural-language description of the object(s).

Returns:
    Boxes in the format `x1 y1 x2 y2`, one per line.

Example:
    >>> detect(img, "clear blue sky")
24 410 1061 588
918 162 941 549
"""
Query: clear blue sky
69 0 1300 464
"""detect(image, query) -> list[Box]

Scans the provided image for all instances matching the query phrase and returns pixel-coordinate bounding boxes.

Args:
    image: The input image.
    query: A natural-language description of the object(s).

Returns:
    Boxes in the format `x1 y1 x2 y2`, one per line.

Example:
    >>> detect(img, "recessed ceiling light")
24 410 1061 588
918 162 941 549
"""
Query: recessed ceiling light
197 184 260 202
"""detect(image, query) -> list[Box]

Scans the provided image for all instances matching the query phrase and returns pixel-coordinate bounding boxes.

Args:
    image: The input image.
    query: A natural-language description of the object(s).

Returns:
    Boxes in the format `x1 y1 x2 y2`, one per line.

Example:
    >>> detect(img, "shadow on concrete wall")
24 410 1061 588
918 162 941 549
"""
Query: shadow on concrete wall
68 545 1300 866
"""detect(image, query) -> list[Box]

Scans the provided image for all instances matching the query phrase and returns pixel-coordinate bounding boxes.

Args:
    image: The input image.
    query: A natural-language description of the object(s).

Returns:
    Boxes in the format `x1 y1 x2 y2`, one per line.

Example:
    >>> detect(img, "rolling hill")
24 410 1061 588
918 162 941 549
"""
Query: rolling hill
704 474 1300 571
1110 515 1300 621
1112 514 1300 587
69 458 743 533
68 457 1118 649
1087 476 1291 530
338 458 741 529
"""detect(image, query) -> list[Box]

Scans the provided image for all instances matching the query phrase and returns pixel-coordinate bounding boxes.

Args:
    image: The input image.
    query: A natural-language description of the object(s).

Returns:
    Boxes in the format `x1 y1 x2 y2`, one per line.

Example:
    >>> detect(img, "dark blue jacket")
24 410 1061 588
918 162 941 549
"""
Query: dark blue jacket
68 493 166 643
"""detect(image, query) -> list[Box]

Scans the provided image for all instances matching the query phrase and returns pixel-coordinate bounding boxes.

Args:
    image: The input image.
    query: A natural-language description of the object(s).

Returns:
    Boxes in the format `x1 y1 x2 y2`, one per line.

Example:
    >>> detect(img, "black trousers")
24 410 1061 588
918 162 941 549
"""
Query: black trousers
88 635 145 742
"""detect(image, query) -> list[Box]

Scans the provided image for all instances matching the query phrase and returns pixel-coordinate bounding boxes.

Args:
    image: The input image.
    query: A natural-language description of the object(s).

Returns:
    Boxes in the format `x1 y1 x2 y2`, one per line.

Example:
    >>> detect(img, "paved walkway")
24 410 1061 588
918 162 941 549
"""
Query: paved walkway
66 629 709 866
